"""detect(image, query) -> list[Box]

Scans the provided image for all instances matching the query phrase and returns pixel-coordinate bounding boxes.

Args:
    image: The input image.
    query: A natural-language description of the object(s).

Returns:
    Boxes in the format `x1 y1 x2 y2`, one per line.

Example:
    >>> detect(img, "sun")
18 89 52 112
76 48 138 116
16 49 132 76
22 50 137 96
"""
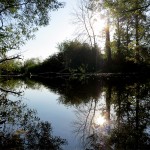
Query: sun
94 114 106 126
93 14 106 33
92 14 106 50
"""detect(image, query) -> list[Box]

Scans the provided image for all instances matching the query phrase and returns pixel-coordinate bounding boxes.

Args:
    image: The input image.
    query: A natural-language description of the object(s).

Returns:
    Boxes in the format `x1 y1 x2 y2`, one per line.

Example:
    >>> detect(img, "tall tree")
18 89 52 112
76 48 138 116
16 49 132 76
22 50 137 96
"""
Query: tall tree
106 0 150 62
72 0 99 47
91 0 150 64
105 12 112 65
88 0 113 64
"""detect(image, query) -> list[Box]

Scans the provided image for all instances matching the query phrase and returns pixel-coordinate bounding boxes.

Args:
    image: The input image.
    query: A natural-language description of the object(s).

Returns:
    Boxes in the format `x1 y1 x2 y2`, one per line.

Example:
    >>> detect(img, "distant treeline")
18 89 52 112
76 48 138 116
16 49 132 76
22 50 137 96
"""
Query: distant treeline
0 40 149 76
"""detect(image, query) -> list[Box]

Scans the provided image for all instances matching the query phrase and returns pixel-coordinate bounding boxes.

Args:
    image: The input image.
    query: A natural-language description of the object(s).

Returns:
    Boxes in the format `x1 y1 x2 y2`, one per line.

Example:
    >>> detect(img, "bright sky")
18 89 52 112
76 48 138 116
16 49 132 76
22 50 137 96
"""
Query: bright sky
19 0 77 60
8 0 106 61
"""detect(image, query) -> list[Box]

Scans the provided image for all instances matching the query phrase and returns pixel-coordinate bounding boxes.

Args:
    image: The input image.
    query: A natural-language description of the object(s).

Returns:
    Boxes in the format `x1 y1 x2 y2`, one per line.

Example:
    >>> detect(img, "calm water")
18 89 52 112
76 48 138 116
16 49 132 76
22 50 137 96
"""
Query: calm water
0 76 150 150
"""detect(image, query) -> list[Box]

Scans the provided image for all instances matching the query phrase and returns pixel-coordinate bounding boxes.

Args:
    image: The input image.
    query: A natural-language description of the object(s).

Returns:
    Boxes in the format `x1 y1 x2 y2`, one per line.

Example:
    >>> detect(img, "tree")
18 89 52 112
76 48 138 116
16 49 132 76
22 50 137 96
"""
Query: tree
85 0 113 65
72 0 98 47
0 0 64 62
57 40 102 72
105 12 112 65
104 0 150 63
23 58 41 74
0 59 22 74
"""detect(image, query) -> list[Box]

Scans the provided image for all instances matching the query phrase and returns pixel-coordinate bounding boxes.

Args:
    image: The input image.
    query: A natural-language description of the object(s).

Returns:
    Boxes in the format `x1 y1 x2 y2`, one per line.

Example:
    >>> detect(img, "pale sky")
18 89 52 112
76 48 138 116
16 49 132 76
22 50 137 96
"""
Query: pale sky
19 0 78 60
8 0 106 61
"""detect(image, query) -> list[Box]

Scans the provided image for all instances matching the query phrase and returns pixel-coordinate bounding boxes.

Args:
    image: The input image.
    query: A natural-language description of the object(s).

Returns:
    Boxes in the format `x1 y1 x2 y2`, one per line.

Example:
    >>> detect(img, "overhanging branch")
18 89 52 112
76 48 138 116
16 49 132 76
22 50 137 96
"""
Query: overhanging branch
0 87 22 96
122 3 150 13
0 55 22 63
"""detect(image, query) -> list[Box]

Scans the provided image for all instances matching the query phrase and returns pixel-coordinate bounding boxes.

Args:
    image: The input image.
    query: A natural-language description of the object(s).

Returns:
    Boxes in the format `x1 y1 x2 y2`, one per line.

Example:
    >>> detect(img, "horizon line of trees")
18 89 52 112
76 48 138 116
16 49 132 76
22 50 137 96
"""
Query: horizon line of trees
0 40 149 75
0 0 149 76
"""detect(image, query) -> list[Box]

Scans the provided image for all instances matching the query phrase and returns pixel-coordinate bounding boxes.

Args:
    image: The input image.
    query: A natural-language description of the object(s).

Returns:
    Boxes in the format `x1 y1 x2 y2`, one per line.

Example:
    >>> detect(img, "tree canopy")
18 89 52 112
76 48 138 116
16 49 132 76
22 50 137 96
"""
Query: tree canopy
0 0 64 61
0 0 149 75
73 0 150 65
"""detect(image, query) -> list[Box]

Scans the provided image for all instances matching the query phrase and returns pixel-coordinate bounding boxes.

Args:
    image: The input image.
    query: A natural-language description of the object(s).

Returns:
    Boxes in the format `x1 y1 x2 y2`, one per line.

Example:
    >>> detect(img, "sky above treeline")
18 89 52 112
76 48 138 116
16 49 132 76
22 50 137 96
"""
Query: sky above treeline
8 0 106 61
14 0 78 60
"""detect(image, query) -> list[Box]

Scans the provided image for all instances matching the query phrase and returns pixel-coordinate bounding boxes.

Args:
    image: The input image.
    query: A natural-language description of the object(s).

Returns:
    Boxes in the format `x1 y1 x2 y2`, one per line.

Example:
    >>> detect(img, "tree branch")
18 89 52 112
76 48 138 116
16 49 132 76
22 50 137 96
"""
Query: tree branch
122 3 150 13
0 87 22 96
0 55 22 63
0 1 34 14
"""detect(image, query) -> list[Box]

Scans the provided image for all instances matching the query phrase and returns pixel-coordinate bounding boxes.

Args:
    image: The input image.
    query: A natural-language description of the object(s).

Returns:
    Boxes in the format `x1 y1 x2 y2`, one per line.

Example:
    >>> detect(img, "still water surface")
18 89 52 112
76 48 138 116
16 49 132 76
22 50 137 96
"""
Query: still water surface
0 77 150 149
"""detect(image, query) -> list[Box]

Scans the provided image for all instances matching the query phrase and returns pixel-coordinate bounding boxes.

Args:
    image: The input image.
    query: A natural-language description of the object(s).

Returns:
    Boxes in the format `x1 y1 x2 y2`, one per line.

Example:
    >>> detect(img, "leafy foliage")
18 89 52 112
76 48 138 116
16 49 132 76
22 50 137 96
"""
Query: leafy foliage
29 40 103 74
0 0 64 60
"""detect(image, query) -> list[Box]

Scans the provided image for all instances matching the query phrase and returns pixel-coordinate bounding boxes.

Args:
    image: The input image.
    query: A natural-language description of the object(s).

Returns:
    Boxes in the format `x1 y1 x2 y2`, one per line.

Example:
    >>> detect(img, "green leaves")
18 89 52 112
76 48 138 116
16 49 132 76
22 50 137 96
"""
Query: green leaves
0 0 64 61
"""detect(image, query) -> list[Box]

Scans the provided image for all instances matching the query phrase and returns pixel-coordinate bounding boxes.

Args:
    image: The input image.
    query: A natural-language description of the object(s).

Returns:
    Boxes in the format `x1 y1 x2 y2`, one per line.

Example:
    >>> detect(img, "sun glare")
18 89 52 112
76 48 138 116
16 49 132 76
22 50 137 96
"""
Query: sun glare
92 15 106 50
95 115 106 126
93 15 106 33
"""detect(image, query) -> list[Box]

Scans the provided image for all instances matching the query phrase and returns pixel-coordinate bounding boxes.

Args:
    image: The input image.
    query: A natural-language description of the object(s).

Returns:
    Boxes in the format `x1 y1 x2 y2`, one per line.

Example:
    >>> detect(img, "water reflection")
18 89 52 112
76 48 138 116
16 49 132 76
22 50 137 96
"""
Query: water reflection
0 78 67 149
94 114 106 126
32 77 103 106
0 76 150 149
32 76 150 149
71 79 150 150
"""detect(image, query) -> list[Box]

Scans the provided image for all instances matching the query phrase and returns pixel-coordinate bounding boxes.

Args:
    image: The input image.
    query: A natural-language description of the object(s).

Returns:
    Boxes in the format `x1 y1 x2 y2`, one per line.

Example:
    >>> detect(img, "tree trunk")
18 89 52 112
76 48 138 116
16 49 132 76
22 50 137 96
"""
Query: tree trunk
106 84 111 133
105 16 112 65
126 19 130 55
135 83 140 149
116 16 121 62
135 0 140 63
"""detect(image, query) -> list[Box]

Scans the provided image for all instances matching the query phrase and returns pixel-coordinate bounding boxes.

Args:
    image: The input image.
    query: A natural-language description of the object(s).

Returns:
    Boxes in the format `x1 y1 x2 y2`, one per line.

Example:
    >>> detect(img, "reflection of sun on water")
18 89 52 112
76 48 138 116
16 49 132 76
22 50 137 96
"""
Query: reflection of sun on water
95 115 106 126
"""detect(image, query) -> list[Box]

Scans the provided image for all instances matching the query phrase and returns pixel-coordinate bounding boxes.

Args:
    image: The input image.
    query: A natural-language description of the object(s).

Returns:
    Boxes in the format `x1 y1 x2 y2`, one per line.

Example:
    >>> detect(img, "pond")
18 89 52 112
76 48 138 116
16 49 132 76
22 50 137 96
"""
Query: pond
0 76 150 150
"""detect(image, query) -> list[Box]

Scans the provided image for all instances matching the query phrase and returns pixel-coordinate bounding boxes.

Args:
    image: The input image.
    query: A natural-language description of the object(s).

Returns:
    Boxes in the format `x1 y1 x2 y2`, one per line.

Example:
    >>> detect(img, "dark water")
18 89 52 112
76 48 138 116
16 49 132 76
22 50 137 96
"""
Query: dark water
0 76 150 150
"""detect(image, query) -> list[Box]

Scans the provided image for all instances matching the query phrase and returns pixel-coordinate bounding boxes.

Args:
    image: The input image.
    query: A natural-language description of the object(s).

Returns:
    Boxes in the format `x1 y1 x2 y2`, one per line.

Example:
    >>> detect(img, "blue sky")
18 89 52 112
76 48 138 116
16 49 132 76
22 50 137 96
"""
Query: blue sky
19 0 78 60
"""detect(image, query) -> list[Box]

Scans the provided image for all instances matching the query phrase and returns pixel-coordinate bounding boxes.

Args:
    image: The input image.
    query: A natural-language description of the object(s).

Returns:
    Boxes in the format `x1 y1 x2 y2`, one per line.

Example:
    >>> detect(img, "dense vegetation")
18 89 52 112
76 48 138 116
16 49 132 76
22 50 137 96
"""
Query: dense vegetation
29 40 150 75
0 0 149 75
1 39 149 76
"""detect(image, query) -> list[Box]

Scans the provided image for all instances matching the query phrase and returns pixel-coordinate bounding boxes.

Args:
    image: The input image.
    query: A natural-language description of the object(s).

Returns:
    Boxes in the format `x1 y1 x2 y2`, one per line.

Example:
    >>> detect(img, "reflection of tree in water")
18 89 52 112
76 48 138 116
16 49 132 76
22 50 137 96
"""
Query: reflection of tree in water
21 76 150 149
110 82 150 150
72 89 112 150
33 77 104 106
0 84 67 149
0 77 42 91
58 79 103 106
72 81 150 150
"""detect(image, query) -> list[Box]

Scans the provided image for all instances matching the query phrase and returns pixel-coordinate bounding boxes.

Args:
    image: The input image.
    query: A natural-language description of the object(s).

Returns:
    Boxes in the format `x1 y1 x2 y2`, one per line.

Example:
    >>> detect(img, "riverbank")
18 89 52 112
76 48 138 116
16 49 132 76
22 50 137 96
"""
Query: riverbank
0 72 150 79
